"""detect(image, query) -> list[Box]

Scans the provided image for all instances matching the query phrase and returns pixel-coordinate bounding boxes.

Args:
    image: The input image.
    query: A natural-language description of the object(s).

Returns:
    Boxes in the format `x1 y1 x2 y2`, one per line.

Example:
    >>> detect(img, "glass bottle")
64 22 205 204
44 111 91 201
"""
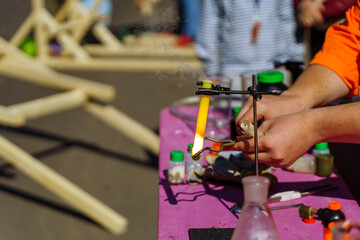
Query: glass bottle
313 142 330 156
256 71 288 93
168 151 185 184
231 176 279 240
186 143 203 174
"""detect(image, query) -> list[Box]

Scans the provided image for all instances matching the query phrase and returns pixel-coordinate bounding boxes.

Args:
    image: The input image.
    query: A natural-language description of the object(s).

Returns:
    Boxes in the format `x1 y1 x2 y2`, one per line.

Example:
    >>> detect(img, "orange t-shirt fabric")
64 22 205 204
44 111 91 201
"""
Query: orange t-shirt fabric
310 0 360 97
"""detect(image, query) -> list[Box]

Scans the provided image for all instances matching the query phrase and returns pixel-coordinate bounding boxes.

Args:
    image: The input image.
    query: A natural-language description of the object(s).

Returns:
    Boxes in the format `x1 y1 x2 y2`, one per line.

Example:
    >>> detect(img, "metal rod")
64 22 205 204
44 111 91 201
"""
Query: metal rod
252 74 259 176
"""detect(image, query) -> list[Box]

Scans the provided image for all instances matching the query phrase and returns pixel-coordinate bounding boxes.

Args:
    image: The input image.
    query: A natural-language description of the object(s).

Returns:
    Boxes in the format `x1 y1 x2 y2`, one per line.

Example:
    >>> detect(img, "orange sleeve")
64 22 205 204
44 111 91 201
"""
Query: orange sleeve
310 0 360 97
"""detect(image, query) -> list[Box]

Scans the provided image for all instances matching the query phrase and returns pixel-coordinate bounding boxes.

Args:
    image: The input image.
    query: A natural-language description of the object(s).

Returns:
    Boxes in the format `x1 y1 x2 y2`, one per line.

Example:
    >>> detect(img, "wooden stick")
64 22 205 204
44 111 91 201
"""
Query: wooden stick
43 57 203 72
91 23 123 49
85 102 160 155
8 90 86 122
0 38 52 74
10 13 36 47
0 135 128 234
83 44 197 58
40 10 90 60
0 106 25 127
72 0 104 42
0 58 115 102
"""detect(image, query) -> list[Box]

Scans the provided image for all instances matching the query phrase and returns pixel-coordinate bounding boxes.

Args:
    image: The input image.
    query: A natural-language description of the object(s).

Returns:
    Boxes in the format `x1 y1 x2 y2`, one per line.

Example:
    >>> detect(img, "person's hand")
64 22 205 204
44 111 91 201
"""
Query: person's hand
297 0 326 27
235 91 306 132
234 109 316 168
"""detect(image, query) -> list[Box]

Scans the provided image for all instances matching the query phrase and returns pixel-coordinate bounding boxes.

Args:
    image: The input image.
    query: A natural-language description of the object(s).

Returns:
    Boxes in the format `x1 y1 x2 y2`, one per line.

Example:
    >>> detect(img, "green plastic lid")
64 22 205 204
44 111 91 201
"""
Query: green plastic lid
315 142 328 151
233 106 242 117
187 143 194 153
257 71 284 84
170 150 184 161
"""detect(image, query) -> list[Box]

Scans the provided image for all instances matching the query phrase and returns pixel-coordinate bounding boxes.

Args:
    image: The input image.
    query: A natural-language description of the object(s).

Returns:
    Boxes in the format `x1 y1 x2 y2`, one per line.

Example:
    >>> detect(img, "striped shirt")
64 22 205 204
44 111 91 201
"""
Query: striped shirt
195 0 304 77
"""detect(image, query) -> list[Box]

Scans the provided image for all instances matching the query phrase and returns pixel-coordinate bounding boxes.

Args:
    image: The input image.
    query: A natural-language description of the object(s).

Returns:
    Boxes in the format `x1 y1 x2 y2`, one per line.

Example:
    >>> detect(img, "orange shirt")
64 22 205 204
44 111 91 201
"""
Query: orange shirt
310 0 360 97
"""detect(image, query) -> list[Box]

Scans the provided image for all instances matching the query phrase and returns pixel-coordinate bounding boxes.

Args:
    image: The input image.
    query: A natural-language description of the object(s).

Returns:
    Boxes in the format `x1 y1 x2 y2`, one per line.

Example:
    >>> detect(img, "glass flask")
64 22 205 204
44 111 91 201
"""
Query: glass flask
231 176 280 240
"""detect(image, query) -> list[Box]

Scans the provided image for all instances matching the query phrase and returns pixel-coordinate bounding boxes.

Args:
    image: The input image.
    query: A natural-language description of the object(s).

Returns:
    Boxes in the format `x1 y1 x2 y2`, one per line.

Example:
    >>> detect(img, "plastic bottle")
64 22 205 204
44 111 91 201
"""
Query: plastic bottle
313 142 330 156
231 176 280 240
287 155 316 174
230 107 242 140
186 143 203 174
168 151 185 184
256 71 288 93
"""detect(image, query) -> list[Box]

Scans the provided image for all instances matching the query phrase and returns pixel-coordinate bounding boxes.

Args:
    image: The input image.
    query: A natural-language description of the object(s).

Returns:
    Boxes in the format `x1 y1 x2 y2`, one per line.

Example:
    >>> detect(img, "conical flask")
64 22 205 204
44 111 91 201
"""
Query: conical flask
231 176 279 240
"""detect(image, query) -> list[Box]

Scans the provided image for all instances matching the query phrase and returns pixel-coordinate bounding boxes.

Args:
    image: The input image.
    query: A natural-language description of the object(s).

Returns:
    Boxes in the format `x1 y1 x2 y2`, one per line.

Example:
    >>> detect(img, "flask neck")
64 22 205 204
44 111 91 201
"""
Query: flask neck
242 176 269 203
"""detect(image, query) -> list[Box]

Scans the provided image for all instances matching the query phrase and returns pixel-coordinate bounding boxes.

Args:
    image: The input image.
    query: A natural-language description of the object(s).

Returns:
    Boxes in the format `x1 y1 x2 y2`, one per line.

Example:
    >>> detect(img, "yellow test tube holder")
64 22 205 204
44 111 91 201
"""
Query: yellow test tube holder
192 80 213 160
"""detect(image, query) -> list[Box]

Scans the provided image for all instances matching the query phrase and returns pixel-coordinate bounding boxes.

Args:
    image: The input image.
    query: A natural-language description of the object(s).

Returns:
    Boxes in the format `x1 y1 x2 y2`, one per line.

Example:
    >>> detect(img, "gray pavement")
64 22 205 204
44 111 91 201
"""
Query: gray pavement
0 0 197 239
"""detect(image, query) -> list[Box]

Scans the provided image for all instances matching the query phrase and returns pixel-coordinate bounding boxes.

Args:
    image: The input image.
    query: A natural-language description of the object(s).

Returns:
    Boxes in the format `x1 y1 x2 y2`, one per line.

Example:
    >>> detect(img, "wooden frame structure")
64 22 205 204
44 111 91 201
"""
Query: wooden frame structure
0 37 161 234
10 0 202 71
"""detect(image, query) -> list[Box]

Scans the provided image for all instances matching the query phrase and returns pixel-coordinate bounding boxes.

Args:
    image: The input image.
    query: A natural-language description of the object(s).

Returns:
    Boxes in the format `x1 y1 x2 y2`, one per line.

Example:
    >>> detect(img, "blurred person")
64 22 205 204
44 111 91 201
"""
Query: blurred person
233 1 359 168
177 0 201 46
294 0 356 59
134 0 201 46
295 0 356 27
195 0 304 91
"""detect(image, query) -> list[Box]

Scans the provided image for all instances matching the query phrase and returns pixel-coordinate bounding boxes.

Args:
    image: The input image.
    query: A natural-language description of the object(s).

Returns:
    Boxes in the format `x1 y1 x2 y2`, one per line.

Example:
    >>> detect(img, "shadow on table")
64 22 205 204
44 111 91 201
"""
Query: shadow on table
160 168 354 212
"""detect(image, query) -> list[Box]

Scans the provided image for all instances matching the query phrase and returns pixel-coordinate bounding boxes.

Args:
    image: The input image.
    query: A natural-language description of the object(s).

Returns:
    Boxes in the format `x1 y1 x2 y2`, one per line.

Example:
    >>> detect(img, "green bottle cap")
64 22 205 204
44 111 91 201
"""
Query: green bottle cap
233 106 242 117
187 143 194 153
170 150 184 161
314 142 328 151
257 71 284 84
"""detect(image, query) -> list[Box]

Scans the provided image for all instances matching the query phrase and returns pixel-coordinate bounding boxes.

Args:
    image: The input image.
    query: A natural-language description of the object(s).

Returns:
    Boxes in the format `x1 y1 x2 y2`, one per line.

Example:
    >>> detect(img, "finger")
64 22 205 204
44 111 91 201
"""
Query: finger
244 152 285 168
235 97 253 123
233 136 253 152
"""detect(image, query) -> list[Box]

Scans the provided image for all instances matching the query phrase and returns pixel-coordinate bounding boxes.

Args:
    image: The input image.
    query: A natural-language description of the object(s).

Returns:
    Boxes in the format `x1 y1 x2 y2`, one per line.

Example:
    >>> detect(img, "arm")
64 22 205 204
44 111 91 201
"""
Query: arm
296 0 325 27
194 0 220 77
235 64 349 126
234 101 360 168
233 2 360 167
236 1 359 125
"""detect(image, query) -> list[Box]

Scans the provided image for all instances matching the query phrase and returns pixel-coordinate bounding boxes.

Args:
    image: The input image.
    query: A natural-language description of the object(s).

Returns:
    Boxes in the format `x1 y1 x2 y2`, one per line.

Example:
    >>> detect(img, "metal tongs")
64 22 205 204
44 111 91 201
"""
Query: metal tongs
188 137 237 159
194 76 280 175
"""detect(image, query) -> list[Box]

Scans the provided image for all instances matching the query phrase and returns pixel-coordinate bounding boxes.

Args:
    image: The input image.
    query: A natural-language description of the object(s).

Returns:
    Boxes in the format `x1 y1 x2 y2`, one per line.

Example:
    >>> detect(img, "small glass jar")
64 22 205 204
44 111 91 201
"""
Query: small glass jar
168 150 185 184
186 143 203 174
256 71 288 93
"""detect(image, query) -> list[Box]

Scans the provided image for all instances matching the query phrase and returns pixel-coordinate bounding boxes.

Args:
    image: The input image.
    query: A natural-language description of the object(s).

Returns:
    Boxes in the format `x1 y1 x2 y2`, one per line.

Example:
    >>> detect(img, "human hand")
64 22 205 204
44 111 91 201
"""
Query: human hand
234 110 316 168
235 91 306 132
298 0 325 27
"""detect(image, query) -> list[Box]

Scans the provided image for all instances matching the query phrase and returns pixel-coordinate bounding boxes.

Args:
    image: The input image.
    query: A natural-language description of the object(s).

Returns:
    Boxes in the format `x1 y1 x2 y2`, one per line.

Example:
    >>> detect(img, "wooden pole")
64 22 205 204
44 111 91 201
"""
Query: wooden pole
8 90 87 122
43 57 203 72
0 135 128 234
0 107 25 127
83 44 197 58
85 102 160 155
0 58 115 102
72 0 104 42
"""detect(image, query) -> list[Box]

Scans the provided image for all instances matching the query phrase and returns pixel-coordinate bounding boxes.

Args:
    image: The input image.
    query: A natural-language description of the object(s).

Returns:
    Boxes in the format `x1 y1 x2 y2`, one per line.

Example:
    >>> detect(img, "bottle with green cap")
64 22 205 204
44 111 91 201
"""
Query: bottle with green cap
231 106 242 140
256 71 288 93
313 142 330 156
168 150 185 184
186 143 203 174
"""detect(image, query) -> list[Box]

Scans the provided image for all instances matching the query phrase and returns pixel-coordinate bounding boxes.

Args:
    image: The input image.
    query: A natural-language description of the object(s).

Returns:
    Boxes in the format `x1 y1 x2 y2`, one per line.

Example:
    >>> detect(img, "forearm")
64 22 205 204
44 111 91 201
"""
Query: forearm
308 101 360 143
284 64 350 109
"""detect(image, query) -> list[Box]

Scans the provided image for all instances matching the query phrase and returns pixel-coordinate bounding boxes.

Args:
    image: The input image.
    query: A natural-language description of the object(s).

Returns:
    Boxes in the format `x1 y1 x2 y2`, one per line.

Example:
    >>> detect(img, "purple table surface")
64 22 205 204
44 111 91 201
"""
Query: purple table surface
158 107 360 240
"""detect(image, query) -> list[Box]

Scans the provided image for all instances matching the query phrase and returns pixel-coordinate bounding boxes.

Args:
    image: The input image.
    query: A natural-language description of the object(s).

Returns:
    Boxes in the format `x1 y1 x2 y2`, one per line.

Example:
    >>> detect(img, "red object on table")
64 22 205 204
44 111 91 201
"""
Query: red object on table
158 107 360 240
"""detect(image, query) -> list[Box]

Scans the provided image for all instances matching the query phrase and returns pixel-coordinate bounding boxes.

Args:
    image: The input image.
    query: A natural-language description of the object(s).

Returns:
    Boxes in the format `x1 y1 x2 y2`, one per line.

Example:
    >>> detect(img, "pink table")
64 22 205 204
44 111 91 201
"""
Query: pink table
158 107 360 240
